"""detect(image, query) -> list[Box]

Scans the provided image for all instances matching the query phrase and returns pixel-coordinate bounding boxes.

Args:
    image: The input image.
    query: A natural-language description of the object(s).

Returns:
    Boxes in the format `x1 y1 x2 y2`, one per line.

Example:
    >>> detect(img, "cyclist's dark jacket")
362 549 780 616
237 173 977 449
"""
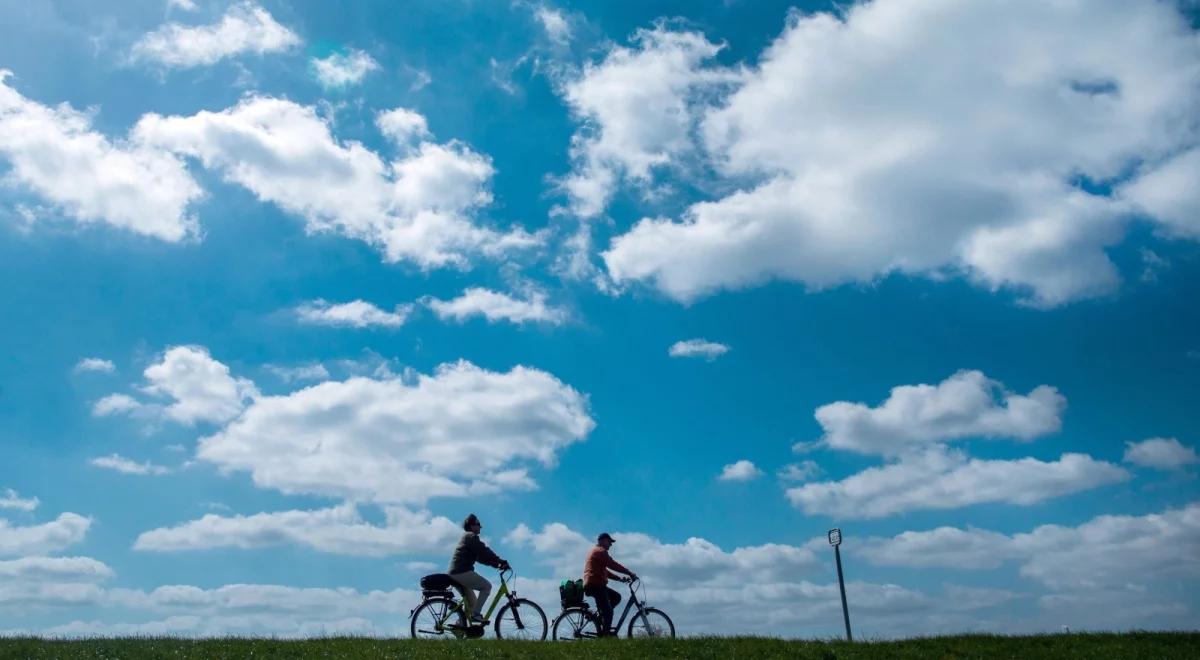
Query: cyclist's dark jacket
448 532 502 574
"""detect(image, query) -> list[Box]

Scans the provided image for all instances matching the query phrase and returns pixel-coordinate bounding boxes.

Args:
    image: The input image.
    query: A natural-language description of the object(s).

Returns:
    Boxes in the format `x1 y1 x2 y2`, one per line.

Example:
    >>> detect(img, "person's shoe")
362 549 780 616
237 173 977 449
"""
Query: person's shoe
470 614 487 625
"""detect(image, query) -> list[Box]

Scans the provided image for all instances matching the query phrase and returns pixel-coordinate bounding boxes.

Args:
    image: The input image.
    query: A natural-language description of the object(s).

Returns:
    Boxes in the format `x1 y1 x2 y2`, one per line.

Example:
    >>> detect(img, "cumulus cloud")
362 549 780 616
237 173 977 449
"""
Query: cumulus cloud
668 338 729 360
786 448 1129 519
0 488 38 513
1123 437 1199 471
424 288 568 325
196 360 593 504
90 454 171 476
814 370 1065 457
376 107 429 146
311 49 379 88
91 394 144 417
295 299 412 329
0 556 113 611
142 346 258 425
777 461 822 482
717 459 761 482
600 1 1200 306
74 358 115 373
0 71 202 242
0 514 92 557
134 503 459 556
134 97 538 268
263 363 330 383
132 2 300 68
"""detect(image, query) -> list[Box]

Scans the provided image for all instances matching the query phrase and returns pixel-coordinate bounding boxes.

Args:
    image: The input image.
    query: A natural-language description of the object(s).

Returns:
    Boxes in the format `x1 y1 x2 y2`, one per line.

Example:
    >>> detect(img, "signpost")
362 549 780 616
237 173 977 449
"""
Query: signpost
828 528 853 642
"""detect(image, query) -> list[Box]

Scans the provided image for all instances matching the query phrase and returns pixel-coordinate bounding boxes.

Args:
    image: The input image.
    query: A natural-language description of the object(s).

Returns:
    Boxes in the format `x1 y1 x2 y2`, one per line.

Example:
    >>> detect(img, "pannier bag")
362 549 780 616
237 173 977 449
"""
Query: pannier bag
559 578 584 607
420 573 453 591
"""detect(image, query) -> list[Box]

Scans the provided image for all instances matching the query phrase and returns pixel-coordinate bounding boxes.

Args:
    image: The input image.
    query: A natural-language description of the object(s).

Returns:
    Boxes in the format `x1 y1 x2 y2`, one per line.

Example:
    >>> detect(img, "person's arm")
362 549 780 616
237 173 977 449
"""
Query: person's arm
605 554 634 577
474 536 505 569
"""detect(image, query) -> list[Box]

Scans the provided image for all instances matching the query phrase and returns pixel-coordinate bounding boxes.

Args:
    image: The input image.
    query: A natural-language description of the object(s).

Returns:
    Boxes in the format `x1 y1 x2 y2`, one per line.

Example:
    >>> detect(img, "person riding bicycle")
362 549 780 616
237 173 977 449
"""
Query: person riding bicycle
583 532 637 636
448 513 509 625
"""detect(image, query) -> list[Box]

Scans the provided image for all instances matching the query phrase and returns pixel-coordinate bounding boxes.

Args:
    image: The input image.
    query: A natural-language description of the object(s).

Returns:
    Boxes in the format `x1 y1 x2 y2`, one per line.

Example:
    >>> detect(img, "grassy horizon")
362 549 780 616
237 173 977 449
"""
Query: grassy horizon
2 631 1197 659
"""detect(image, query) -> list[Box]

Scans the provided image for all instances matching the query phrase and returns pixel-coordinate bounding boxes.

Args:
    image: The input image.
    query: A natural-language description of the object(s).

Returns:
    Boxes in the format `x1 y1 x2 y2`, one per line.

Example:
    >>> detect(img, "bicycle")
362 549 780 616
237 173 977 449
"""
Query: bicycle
409 566 548 640
551 576 675 640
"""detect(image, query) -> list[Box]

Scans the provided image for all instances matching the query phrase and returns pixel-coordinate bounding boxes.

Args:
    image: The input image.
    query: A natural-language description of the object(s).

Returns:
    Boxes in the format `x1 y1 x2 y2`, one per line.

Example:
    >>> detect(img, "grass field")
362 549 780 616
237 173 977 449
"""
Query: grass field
1 632 1197 659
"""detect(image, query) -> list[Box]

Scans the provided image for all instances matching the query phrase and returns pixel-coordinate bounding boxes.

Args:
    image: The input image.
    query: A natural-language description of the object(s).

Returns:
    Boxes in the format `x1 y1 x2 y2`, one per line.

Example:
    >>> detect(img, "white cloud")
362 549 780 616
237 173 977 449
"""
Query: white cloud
0 556 113 611
196 360 593 504
295 299 411 329
91 394 144 417
73 358 115 373
814 370 1065 457
263 363 330 383
855 503 1200 592
424 288 568 325
311 49 379 88
167 0 198 11
777 461 821 482
0 514 92 557
142 346 258 425
786 448 1129 519
404 561 437 572
376 107 429 146
0 488 38 513
559 28 736 217
90 454 171 476
134 96 539 268
132 2 300 68
601 1 1200 306
668 338 729 360
535 6 572 45
134 503 459 556
1123 437 1199 470
717 459 761 482
0 71 202 242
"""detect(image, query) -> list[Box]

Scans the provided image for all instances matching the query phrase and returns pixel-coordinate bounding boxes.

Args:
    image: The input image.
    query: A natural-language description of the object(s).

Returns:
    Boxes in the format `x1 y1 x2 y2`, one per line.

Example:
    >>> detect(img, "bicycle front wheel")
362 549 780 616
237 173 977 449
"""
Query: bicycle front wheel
551 607 600 641
627 607 675 638
410 597 461 639
494 597 548 640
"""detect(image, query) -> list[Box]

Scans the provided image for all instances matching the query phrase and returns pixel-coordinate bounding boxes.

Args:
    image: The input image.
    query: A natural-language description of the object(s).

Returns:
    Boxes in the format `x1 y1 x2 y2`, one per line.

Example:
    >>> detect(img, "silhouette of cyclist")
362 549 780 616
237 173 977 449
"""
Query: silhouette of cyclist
448 513 509 624
583 532 636 636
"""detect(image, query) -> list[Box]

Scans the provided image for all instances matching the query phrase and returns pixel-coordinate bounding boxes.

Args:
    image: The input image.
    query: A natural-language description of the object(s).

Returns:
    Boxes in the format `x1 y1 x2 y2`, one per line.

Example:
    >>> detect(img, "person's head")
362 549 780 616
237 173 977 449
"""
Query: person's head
463 513 481 533
597 532 614 550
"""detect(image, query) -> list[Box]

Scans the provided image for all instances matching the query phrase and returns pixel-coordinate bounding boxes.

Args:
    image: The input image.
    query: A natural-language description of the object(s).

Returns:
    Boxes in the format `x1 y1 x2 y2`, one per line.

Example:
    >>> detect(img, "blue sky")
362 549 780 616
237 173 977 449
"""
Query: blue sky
1 0 1199 638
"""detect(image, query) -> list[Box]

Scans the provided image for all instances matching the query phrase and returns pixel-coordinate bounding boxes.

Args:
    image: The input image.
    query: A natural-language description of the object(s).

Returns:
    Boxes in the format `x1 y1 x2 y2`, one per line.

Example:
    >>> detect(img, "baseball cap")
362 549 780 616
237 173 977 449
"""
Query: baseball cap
597 532 615 543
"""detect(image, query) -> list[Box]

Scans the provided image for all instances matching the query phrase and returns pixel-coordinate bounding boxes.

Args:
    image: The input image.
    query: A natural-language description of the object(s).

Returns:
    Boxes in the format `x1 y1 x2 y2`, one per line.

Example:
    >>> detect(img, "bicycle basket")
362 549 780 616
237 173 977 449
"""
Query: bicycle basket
420 573 453 591
559 578 584 607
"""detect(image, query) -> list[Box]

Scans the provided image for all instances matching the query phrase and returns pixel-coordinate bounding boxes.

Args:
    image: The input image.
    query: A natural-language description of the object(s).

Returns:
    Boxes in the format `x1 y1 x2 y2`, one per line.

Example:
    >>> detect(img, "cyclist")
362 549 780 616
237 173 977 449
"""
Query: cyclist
448 513 509 624
583 532 637 636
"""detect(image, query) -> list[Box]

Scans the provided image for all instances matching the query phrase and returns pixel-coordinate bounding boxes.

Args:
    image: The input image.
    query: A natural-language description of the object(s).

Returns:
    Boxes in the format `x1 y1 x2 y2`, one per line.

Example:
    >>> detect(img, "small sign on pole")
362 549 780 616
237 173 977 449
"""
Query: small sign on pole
828 527 853 642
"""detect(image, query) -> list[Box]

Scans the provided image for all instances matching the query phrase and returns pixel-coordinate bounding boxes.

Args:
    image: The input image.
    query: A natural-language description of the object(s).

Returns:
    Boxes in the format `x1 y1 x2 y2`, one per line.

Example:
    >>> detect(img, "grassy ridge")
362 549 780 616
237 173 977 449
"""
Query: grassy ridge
1 633 1197 659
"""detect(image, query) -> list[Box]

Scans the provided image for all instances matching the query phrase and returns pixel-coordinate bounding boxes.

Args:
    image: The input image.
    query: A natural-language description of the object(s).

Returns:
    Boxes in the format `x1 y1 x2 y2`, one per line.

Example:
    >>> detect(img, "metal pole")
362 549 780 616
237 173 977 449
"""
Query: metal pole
834 544 852 642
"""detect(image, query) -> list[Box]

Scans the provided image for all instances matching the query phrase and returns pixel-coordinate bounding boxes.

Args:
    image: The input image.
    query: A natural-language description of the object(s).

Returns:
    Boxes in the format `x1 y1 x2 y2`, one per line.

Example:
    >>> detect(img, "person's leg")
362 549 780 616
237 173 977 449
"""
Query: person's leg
606 587 622 634
453 571 492 620
585 585 615 634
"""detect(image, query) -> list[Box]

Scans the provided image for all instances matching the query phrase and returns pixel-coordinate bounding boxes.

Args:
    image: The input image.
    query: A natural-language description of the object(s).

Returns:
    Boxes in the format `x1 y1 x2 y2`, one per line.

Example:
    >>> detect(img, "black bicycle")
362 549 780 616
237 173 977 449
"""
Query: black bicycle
410 566 548 640
551 577 675 640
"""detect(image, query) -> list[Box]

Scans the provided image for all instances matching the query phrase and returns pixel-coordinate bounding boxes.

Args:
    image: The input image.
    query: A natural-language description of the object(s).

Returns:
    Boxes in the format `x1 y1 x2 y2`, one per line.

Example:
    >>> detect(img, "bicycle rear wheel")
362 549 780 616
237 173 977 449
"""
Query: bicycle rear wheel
627 607 675 638
551 607 600 641
410 597 461 639
494 597 548 640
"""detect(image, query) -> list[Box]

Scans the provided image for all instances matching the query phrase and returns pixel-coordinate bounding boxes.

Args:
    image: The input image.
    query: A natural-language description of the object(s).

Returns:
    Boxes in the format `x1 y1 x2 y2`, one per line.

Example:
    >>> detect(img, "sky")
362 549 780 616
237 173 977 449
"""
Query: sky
1 0 1199 638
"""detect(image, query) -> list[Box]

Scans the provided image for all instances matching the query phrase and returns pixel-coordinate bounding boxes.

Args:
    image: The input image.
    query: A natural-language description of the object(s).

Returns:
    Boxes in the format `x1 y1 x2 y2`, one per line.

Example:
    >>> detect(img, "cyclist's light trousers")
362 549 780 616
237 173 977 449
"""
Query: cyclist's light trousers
450 570 491 618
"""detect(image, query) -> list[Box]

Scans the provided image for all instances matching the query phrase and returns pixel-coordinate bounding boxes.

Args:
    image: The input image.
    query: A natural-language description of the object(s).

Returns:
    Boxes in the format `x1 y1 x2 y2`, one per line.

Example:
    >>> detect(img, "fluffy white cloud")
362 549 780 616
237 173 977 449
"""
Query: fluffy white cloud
91 394 143 417
787 448 1129 519
668 338 729 360
1123 437 1199 470
263 363 330 383
424 288 568 325
856 503 1200 592
295 299 411 328
134 96 538 268
559 28 736 217
0 556 113 610
0 488 38 512
142 346 258 425
134 503 459 556
132 2 300 68
0 514 91 557
601 1 1200 306
311 49 379 88
74 358 115 373
376 107 429 145
777 461 821 482
196 360 593 504
0 71 201 242
717 459 761 482
814 370 1065 456
90 454 171 476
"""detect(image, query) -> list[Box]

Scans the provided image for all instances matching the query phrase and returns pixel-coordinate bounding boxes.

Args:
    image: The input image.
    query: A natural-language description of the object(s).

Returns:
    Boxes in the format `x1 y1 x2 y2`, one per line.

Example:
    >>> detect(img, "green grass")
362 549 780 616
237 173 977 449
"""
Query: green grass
1 632 1197 660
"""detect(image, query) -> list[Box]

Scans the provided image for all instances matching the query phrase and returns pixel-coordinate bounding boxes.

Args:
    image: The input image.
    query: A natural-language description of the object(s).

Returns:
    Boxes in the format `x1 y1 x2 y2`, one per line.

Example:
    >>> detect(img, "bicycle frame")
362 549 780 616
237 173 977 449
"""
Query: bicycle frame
430 567 517 629
597 579 649 633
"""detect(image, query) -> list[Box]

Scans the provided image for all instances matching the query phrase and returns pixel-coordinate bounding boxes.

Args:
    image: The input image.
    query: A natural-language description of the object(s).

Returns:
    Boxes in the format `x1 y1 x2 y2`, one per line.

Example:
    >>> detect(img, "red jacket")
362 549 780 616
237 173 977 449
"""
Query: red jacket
583 545 631 588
